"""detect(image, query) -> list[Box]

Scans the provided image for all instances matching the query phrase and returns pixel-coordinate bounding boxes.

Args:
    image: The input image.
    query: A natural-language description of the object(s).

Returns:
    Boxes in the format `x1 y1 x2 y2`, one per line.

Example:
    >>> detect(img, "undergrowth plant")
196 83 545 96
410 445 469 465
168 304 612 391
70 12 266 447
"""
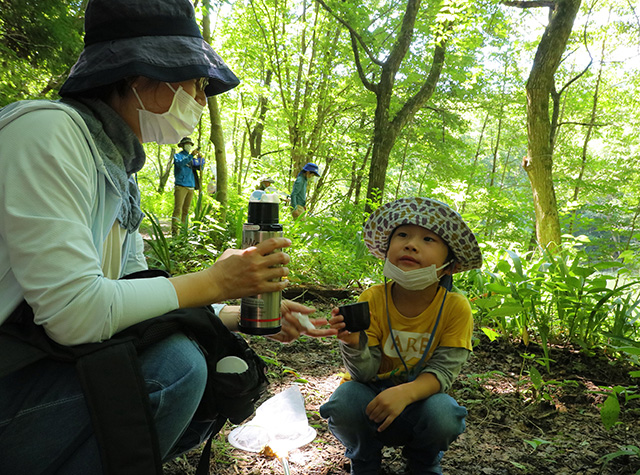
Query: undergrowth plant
283 204 380 289
142 186 640 373
467 240 640 369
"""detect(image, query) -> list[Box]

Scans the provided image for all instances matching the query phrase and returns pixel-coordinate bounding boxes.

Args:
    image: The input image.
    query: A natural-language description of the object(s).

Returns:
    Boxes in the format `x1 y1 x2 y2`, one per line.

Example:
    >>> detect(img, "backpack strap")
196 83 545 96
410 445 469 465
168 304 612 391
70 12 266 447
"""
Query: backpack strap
195 417 227 475
77 341 163 475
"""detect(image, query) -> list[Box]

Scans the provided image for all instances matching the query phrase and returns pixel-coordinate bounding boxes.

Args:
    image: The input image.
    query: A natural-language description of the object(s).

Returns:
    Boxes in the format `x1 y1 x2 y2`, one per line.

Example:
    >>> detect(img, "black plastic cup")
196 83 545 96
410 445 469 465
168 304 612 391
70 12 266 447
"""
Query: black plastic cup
338 301 371 332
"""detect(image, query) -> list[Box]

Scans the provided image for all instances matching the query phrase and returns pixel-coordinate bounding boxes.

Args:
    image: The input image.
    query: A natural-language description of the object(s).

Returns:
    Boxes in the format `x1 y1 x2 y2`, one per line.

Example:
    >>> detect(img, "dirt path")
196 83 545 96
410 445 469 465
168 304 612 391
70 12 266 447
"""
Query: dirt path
164 306 640 475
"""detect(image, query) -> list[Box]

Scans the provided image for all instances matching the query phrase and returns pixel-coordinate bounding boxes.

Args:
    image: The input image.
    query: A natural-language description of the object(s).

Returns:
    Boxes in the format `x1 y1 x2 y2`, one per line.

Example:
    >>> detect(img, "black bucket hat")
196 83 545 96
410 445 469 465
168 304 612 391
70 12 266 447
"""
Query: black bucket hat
178 137 194 147
59 0 240 97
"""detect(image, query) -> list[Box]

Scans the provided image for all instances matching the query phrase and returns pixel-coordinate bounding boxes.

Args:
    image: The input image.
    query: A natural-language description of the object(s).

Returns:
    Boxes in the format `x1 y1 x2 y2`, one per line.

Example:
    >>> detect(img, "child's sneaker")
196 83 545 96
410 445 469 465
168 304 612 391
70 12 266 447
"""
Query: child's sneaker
405 449 444 475
349 457 382 475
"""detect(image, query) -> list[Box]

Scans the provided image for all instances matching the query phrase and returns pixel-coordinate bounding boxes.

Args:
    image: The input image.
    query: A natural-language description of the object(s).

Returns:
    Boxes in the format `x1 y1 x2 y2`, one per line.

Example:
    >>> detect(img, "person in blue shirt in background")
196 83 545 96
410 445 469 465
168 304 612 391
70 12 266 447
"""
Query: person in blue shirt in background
172 136 204 234
290 162 320 219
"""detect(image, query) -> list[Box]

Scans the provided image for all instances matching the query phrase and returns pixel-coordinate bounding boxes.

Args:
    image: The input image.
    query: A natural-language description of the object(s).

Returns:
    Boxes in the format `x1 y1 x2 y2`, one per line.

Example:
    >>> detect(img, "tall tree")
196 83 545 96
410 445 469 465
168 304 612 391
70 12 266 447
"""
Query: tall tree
317 0 462 212
201 0 230 217
222 0 357 209
507 0 582 249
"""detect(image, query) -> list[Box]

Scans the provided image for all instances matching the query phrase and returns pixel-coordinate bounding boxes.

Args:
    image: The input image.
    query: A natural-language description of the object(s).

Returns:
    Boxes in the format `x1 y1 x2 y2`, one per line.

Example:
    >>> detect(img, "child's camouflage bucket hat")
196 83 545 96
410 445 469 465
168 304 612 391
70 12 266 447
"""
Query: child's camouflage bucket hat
363 197 483 273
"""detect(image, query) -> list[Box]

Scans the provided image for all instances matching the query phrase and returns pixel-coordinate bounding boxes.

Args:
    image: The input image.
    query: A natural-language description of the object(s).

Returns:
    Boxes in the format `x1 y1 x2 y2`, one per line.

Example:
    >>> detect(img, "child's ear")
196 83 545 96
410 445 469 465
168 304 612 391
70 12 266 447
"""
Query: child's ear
445 262 460 275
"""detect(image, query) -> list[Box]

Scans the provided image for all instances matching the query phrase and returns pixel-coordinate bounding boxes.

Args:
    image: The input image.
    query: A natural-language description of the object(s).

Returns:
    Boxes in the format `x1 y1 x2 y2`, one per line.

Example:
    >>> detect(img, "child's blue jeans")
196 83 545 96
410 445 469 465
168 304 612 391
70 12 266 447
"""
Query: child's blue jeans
0 332 214 474
320 380 467 475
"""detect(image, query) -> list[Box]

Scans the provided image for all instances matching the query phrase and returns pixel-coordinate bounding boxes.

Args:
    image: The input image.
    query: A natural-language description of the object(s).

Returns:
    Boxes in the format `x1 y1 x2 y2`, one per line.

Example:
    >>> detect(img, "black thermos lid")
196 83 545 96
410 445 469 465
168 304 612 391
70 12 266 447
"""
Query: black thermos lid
247 201 279 224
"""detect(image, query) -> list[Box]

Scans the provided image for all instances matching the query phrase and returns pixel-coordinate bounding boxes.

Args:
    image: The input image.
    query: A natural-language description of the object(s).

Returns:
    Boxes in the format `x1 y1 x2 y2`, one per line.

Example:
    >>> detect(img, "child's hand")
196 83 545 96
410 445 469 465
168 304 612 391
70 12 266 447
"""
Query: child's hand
328 307 360 347
366 385 411 432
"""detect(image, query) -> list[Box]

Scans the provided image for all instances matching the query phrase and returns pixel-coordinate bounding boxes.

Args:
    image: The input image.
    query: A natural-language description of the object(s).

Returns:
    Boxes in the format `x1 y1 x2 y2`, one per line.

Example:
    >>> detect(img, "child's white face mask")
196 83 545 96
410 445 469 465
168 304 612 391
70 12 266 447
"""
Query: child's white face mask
383 258 451 291
132 83 204 144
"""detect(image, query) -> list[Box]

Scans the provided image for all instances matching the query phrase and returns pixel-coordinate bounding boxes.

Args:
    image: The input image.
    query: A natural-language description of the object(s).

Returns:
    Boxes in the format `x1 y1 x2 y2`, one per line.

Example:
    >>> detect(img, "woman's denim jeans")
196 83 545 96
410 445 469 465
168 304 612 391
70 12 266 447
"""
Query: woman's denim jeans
320 380 467 475
0 333 213 474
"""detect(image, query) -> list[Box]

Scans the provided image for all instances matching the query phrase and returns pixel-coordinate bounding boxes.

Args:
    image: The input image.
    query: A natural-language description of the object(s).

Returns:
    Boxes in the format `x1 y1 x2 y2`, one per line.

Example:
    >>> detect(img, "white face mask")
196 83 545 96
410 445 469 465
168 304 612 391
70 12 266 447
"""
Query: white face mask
383 258 451 291
183 144 193 153
132 83 205 144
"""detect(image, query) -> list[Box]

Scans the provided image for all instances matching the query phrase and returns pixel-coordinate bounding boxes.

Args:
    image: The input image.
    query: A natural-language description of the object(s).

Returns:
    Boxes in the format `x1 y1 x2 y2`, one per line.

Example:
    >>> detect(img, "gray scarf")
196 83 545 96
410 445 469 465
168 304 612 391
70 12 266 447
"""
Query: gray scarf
61 97 145 233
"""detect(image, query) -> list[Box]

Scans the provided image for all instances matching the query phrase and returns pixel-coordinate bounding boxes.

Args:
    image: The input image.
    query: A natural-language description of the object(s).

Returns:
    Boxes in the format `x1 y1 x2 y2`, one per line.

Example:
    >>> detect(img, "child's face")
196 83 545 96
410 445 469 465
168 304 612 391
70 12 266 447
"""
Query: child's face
387 224 450 272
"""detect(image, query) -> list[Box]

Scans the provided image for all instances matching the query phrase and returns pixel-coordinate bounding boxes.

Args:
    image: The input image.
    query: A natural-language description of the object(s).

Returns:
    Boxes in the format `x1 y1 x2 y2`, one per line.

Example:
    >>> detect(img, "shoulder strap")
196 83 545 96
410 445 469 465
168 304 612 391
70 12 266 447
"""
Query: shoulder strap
77 342 163 475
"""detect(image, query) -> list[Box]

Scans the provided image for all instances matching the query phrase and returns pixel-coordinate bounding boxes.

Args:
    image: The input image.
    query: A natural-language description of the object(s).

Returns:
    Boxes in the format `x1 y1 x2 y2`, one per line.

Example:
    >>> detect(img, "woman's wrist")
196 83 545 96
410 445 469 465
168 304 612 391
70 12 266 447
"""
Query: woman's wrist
169 267 223 308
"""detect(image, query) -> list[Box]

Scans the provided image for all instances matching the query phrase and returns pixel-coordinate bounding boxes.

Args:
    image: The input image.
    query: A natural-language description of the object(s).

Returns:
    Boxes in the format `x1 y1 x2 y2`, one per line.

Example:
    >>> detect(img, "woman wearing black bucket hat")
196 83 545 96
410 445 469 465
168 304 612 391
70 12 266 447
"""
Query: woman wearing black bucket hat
0 0 335 472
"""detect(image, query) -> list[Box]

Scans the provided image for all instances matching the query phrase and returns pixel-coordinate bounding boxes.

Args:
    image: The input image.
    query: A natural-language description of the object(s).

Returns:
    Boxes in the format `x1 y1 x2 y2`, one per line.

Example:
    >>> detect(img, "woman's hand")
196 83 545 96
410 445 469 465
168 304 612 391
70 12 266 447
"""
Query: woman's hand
327 307 360 347
170 237 291 308
267 300 337 343
210 238 291 300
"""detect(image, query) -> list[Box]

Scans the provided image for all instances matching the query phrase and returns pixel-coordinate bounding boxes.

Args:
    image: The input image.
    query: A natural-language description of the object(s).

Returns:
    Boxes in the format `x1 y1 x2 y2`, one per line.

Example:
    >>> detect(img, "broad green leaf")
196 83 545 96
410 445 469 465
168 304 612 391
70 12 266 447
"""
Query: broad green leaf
486 283 511 294
600 394 620 430
481 327 501 341
488 303 524 317
529 367 543 390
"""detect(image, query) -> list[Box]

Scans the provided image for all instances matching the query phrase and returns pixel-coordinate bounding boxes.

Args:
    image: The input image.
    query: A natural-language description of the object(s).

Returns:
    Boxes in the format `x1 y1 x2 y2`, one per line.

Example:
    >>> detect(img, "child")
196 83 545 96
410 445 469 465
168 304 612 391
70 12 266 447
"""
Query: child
320 197 483 475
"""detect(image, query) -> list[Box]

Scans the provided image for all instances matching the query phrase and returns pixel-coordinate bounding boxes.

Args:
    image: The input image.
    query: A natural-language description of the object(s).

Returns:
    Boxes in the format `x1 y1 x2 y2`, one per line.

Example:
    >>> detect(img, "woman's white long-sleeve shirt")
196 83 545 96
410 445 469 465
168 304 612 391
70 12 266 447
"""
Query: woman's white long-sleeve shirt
0 101 179 345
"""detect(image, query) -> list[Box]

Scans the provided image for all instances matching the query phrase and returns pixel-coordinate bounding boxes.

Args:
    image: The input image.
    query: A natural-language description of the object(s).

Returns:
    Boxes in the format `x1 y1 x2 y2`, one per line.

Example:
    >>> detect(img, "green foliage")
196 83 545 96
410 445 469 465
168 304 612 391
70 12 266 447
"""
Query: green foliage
524 437 551 451
598 445 640 474
591 384 640 430
142 193 232 276
600 392 621 430
469 241 640 363
284 203 380 288
0 0 84 104
143 211 176 274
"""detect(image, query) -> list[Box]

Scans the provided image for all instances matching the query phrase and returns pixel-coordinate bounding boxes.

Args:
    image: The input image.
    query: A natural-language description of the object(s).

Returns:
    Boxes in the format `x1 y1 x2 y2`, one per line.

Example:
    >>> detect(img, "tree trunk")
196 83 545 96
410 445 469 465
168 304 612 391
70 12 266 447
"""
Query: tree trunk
249 70 272 159
209 96 228 219
157 146 175 193
362 0 448 212
202 0 229 218
521 0 582 250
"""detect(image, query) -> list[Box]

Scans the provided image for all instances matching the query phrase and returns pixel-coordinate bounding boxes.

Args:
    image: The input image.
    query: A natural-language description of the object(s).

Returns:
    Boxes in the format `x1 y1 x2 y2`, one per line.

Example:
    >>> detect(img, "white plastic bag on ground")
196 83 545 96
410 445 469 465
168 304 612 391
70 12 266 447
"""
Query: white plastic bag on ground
228 385 316 453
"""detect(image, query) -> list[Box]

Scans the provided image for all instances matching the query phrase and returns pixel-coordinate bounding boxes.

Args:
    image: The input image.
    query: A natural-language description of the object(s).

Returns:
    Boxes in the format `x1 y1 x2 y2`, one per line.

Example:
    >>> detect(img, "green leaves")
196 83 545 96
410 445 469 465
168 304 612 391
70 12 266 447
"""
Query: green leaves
600 393 620 430
469 246 640 370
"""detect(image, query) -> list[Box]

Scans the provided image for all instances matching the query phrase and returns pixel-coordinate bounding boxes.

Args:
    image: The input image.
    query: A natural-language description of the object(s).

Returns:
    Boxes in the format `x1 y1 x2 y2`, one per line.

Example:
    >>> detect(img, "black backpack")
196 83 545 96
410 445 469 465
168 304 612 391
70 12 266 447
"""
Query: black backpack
0 270 268 475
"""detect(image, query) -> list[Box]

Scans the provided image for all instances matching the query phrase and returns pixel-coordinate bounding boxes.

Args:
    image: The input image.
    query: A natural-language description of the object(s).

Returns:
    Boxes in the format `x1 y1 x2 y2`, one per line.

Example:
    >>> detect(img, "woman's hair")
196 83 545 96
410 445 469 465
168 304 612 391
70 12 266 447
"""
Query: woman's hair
65 78 132 101
65 77 160 102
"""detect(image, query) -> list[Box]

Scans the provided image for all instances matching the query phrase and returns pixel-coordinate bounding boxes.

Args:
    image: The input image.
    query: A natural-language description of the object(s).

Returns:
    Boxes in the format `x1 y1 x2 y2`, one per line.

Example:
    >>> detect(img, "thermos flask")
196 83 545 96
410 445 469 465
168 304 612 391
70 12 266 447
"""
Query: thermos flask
239 190 283 335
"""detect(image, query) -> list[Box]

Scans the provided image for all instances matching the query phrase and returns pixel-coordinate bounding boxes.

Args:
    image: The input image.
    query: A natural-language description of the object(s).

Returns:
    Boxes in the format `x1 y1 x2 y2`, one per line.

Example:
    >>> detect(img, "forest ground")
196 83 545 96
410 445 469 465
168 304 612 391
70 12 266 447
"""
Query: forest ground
163 296 640 475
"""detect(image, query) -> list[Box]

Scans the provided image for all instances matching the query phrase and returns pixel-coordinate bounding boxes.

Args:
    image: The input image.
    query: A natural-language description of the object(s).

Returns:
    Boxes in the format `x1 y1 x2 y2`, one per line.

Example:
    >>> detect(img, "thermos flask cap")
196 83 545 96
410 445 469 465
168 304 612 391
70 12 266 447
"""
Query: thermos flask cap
248 190 280 225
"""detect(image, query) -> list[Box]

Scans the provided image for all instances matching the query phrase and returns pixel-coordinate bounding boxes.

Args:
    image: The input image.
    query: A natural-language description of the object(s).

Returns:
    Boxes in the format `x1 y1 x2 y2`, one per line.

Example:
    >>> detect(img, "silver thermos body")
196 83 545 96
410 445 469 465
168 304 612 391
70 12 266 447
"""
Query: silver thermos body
239 192 283 335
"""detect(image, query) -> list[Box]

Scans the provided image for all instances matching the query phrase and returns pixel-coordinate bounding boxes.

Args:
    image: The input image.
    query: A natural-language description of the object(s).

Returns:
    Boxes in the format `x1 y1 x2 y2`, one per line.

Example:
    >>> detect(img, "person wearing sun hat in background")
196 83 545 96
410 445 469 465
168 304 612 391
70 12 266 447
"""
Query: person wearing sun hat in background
257 176 277 192
290 162 320 219
0 0 336 472
172 136 204 235
320 197 483 475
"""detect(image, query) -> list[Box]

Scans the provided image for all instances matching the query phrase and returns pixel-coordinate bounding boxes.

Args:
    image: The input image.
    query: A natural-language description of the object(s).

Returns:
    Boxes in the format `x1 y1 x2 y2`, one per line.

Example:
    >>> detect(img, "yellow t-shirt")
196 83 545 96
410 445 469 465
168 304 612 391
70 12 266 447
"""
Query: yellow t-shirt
360 282 473 380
